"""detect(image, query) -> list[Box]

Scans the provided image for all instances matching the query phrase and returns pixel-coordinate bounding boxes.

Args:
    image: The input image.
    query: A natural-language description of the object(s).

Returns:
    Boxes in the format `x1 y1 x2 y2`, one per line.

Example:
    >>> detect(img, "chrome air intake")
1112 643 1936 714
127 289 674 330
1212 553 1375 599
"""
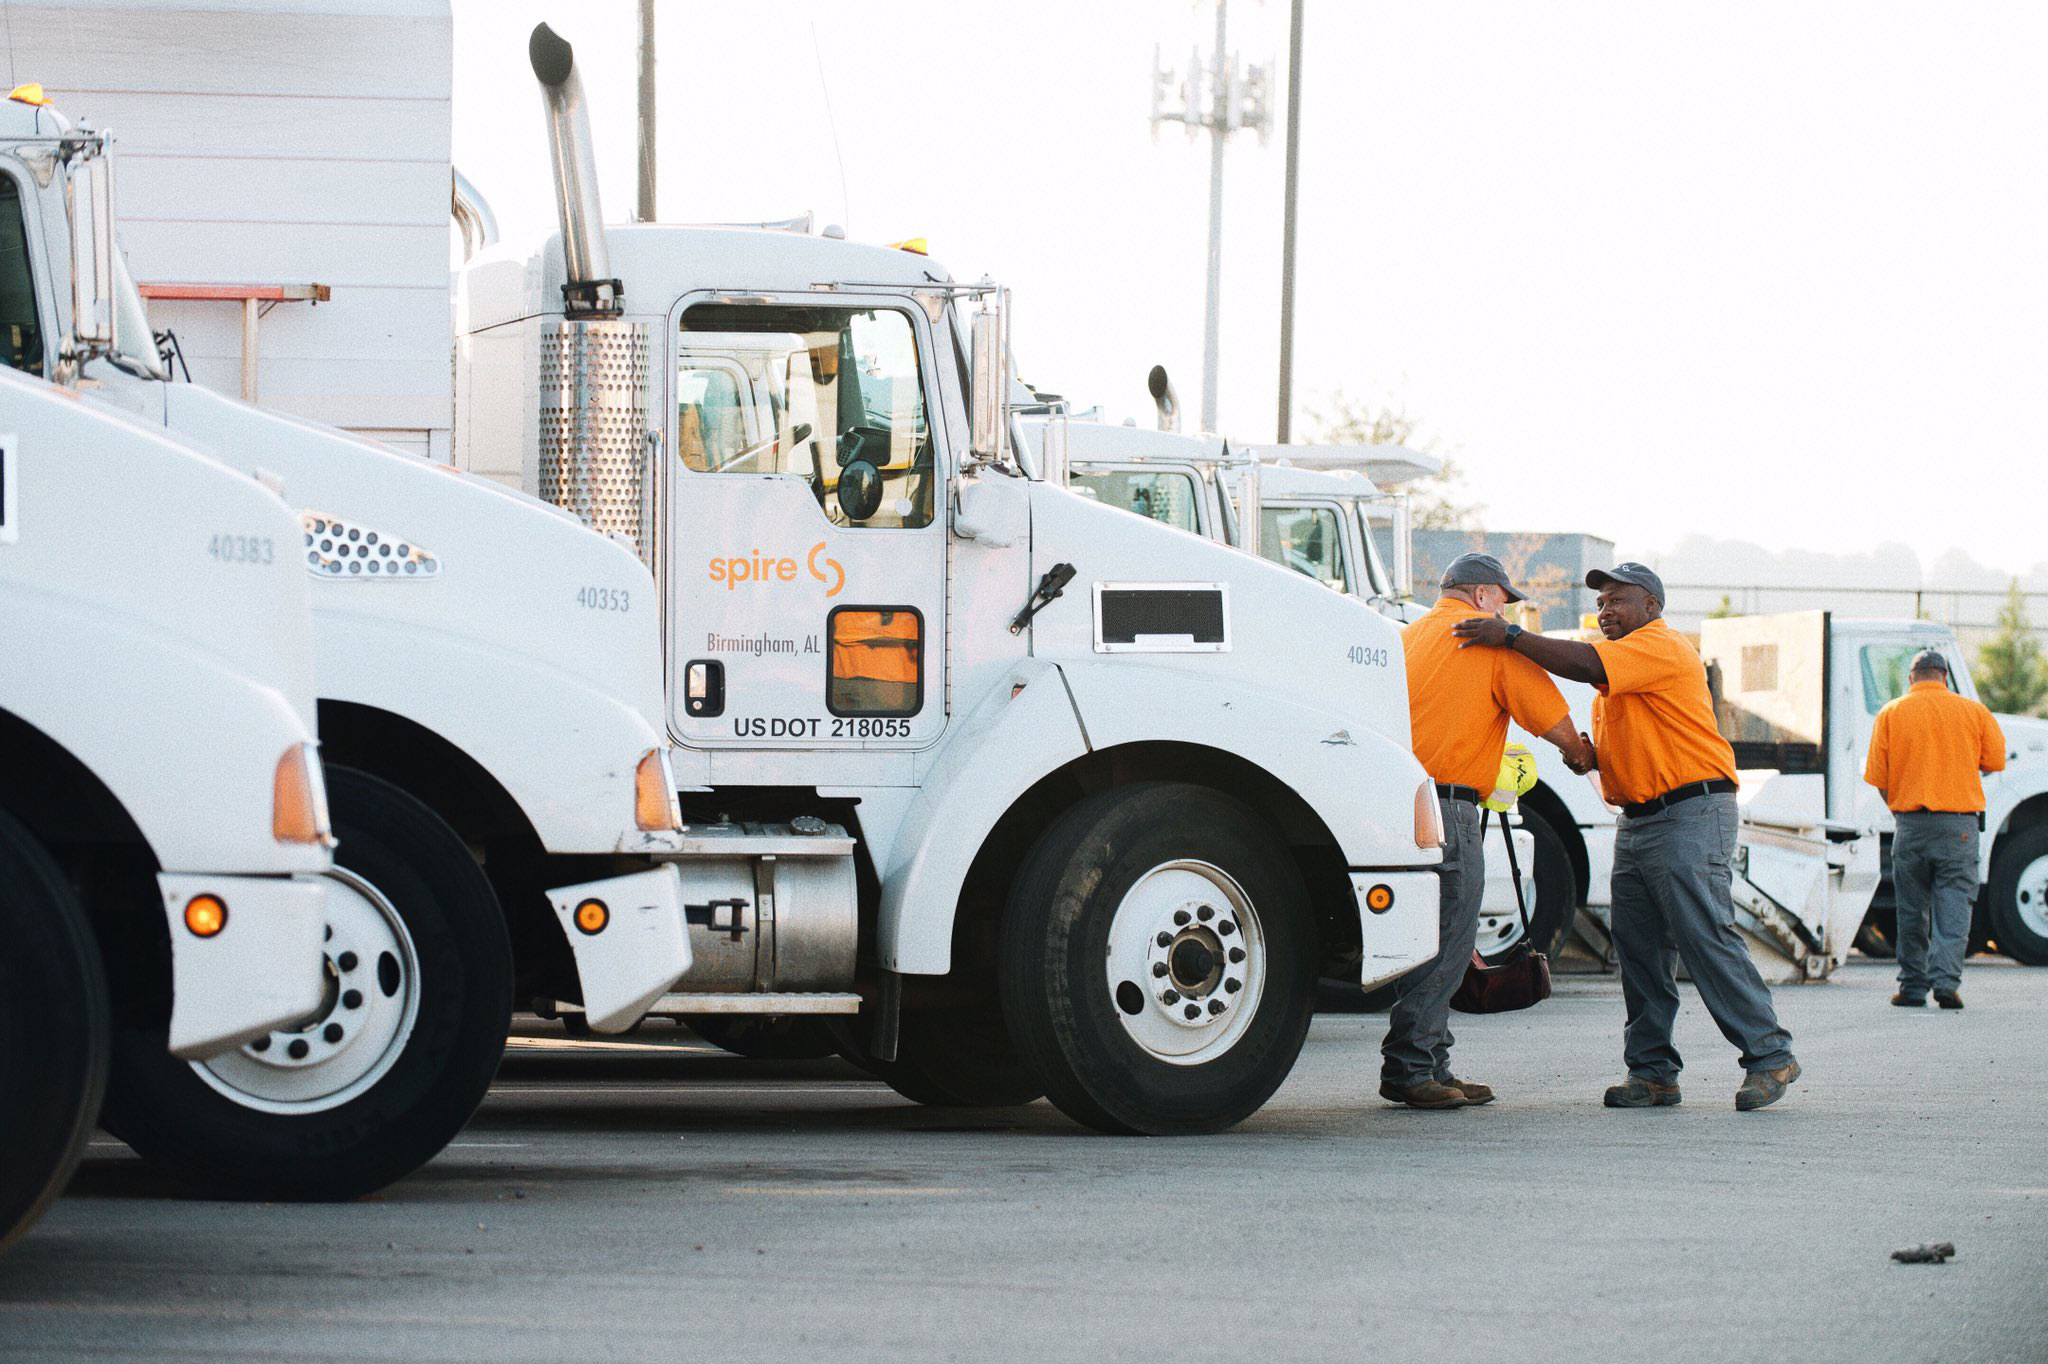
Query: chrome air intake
538 319 655 563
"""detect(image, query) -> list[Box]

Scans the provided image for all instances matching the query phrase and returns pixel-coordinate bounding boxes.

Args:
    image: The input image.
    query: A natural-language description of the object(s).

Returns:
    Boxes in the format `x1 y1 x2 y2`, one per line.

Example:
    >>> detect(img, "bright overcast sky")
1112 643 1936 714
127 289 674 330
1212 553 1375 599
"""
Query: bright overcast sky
450 1 2048 578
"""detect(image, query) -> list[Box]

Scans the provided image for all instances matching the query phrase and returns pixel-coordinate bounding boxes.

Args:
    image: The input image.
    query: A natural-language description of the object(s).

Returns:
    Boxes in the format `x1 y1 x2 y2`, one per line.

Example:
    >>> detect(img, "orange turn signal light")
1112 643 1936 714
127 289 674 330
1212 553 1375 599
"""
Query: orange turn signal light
573 898 609 935
634 748 682 833
184 894 228 938
1413 779 1445 849
1365 884 1395 914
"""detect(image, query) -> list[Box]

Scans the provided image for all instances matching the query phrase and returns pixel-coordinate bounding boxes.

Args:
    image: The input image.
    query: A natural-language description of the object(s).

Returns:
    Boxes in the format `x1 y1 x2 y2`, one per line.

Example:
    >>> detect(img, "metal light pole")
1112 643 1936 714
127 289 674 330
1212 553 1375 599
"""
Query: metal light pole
1152 2 1270 433
635 0 656 222
1275 0 1303 442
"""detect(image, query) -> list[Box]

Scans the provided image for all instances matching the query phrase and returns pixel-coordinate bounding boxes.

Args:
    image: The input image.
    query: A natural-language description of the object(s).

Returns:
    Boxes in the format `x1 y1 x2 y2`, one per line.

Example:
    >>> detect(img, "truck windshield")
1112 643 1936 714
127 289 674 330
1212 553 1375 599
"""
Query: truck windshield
0 177 45 375
678 301 932 530
1861 642 1959 712
1260 504 1348 593
1068 468 1202 533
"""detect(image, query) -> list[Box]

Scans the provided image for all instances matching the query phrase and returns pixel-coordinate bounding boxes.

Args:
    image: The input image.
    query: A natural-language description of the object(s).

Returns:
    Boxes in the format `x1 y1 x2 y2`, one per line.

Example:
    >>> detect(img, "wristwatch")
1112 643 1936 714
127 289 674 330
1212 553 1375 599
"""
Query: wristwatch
1504 622 1525 648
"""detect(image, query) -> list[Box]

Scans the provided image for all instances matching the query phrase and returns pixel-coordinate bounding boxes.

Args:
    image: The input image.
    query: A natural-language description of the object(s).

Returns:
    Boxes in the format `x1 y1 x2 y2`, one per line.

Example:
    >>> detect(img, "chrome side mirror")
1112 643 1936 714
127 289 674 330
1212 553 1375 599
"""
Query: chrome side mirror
66 140 118 362
968 292 1010 467
1390 492 1413 599
1038 412 1069 485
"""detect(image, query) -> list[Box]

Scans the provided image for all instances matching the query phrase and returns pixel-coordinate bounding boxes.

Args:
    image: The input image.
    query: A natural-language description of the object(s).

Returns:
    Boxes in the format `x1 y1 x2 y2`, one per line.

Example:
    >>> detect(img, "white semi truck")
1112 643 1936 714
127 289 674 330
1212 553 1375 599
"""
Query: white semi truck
9 27 1442 1140
0 364 331 1248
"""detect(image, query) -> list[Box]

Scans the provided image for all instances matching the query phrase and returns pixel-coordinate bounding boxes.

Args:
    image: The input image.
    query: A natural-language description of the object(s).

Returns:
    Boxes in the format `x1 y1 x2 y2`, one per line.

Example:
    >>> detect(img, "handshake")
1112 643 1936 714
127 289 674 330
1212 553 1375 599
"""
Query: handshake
1560 730 1598 777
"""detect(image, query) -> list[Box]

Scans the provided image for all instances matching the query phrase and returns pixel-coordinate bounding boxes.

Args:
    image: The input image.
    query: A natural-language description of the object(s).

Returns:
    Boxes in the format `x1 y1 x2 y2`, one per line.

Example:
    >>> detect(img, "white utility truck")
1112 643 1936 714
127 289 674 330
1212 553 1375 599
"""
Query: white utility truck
1703 611 2048 966
0 89 687 1196
0 364 331 1246
14 27 1441 1139
446 25 1442 1131
1062 416 1883 983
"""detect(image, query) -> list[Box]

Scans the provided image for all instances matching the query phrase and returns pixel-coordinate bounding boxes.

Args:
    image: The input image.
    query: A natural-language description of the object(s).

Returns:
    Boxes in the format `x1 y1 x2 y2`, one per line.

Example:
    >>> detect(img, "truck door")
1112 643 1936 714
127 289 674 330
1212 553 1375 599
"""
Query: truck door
666 296 946 750
1258 499 1353 594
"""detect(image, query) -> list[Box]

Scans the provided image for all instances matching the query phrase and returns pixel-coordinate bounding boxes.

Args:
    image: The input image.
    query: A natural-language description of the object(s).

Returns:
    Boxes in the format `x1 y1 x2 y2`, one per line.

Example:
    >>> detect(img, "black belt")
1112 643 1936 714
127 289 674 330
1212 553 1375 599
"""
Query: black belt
1621 778 1737 820
1434 783 1482 805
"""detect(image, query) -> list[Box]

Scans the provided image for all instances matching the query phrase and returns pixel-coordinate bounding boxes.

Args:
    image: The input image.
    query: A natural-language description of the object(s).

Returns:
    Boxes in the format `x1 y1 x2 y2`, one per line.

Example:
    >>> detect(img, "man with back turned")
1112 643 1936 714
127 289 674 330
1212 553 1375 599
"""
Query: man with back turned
1863 650 2005 1010
1453 563 1801 1111
1380 552 1595 1110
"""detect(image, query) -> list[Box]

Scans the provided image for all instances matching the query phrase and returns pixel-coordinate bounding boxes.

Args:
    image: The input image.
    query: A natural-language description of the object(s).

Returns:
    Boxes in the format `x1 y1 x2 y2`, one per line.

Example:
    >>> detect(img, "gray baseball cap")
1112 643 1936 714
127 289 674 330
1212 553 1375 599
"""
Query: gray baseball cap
1910 649 1949 675
1440 551 1527 603
1585 562 1666 604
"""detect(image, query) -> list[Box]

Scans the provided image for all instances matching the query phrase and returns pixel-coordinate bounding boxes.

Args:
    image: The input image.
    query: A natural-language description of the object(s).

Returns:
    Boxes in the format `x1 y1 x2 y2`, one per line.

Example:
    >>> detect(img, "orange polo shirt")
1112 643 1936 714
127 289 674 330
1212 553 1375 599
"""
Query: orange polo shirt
1590 617 1738 807
1404 598 1572 792
1863 680 2005 813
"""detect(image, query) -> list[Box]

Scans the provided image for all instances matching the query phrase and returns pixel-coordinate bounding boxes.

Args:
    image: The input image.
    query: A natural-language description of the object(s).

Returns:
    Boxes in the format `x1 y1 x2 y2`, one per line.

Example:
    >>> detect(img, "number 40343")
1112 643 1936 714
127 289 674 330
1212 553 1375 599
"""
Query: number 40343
1347 645 1389 667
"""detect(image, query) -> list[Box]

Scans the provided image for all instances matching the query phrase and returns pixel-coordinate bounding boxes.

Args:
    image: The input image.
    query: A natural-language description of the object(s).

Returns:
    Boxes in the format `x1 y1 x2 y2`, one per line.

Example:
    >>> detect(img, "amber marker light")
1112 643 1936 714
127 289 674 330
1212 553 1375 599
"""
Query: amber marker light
574 899 610 935
634 748 682 832
184 894 228 938
8 83 51 107
1413 780 1445 849
274 744 336 846
1366 884 1395 914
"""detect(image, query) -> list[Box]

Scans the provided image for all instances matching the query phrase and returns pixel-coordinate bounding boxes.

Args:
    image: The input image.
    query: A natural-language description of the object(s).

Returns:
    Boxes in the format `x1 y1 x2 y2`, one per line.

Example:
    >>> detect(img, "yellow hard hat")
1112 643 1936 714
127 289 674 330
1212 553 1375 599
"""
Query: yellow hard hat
1484 742 1538 812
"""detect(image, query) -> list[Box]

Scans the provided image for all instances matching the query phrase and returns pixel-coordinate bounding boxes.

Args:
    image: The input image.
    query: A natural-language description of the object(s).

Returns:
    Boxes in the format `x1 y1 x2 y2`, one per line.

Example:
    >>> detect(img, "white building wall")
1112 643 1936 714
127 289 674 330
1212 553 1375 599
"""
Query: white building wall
10 0 454 456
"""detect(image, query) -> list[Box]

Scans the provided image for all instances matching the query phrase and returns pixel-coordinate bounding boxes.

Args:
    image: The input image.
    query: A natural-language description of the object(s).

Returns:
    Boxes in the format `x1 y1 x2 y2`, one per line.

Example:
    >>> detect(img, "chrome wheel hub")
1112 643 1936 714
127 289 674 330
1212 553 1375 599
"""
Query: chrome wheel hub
1105 859 1264 1064
191 867 420 1115
2015 854 2048 939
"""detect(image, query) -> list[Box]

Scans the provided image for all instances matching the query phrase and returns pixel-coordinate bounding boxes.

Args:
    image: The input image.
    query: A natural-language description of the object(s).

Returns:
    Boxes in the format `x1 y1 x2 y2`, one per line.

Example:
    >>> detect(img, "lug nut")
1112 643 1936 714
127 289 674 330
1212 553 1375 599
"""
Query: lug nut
1229 947 1246 963
1152 963 1168 978
1226 978 1242 993
1162 989 1180 1004
250 1036 272 1053
1173 910 1191 926
1156 931 1173 948
342 989 363 1009
287 1039 310 1060
337 951 359 972
1197 906 1214 922
322 1023 344 1044
1183 1003 1200 1020
1218 920 1236 936
1208 1000 1226 1016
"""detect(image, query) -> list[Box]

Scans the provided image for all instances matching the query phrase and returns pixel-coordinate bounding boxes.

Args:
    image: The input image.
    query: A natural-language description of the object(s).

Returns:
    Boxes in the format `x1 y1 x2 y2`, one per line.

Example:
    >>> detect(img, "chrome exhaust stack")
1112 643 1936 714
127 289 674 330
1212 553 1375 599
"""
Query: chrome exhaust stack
1147 364 1180 432
529 23 621 317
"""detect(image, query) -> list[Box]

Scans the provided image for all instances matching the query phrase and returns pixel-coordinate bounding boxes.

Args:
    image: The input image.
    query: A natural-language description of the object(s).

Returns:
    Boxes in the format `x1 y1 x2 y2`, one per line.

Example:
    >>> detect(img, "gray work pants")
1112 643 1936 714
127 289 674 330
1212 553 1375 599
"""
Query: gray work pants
1891 812 1980 997
1610 792 1796 1080
1382 798 1484 1085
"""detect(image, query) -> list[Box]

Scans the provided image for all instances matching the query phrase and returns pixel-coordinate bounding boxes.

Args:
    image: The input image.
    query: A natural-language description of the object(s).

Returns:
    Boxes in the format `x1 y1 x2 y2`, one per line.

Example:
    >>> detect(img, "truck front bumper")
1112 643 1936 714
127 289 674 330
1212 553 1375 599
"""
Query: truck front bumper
1352 870 1440 990
158 873 329 1059
546 865 693 1032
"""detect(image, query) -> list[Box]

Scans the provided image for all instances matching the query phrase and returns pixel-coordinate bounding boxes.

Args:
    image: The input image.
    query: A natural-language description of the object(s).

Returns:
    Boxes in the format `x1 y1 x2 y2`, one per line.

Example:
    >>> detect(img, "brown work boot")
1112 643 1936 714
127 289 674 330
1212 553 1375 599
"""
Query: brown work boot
1603 1077 1681 1108
1934 989 1964 1010
1735 1059 1801 1111
1444 1075 1494 1105
1379 1078 1470 1109
1890 992 1925 1007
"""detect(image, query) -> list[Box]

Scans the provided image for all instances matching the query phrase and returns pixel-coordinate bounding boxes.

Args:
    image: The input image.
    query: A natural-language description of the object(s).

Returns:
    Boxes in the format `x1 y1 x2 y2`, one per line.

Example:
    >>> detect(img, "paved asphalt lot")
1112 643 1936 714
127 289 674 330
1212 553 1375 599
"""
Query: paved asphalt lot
2 959 2041 1364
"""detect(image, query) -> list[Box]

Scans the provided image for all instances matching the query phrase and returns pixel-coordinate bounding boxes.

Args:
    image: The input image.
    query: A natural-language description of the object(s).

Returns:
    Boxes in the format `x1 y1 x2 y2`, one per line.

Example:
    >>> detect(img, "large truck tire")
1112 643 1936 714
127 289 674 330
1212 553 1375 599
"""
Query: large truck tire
1985 824 2048 966
687 1015 838 1061
1478 812 1575 965
101 767 512 1200
998 782 1315 1135
0 809 109 1255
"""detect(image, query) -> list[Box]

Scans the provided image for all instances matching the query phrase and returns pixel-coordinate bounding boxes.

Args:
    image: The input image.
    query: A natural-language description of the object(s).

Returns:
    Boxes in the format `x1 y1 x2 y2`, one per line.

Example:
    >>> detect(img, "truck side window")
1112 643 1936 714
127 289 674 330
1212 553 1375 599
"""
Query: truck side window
1068 469 1201 532
1260 505 1348 594
677 302 933 529
827 606 923 716
0 178 44 376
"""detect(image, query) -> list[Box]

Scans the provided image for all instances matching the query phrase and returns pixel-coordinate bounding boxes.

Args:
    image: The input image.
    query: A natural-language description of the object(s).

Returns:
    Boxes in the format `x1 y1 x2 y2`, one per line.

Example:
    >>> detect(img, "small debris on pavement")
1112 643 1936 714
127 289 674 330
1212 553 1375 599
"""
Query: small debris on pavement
1891 1242 1956 1264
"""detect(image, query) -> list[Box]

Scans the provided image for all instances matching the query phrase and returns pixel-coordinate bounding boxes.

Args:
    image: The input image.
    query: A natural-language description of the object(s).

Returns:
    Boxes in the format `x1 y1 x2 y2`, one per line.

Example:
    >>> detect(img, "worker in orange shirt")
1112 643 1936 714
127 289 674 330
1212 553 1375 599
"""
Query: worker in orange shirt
1380 553 1595 1110
1455 563 1801 1112
830 609 921 715
1863 650 2005 1010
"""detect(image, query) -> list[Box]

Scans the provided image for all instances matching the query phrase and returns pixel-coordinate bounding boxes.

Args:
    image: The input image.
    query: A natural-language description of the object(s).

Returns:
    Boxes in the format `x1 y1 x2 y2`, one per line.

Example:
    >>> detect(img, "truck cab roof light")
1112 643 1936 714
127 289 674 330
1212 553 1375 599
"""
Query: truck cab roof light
886 237 929 255
8 84 51 107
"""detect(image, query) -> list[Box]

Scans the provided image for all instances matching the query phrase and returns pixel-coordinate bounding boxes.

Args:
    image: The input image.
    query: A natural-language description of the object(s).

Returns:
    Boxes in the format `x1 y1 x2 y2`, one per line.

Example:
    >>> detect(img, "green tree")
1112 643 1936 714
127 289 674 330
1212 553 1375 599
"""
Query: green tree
1308 391 1482 531
1975 579 2048 716
1706 594 1740 619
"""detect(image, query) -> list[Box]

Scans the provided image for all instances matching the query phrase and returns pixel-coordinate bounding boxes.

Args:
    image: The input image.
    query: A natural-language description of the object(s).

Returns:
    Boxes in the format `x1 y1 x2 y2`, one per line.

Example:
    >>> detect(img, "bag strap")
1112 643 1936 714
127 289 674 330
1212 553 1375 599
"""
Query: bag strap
1488 807 1534 941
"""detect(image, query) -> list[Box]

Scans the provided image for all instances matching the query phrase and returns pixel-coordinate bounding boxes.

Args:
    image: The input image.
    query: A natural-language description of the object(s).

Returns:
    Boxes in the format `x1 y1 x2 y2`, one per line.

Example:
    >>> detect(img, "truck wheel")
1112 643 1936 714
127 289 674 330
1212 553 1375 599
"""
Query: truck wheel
0 809 109 1254
1986 824 2048 966
998 783 1315 1135
1477 813 1575 964
686 1015 838 1060
1853 907 1897 959
101 767 512 1200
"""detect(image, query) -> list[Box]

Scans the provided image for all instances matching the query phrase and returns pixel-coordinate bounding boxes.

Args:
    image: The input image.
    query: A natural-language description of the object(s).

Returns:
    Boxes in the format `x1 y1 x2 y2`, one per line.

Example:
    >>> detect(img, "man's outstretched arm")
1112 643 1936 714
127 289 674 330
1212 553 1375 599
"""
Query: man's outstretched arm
1452 615 1608 685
